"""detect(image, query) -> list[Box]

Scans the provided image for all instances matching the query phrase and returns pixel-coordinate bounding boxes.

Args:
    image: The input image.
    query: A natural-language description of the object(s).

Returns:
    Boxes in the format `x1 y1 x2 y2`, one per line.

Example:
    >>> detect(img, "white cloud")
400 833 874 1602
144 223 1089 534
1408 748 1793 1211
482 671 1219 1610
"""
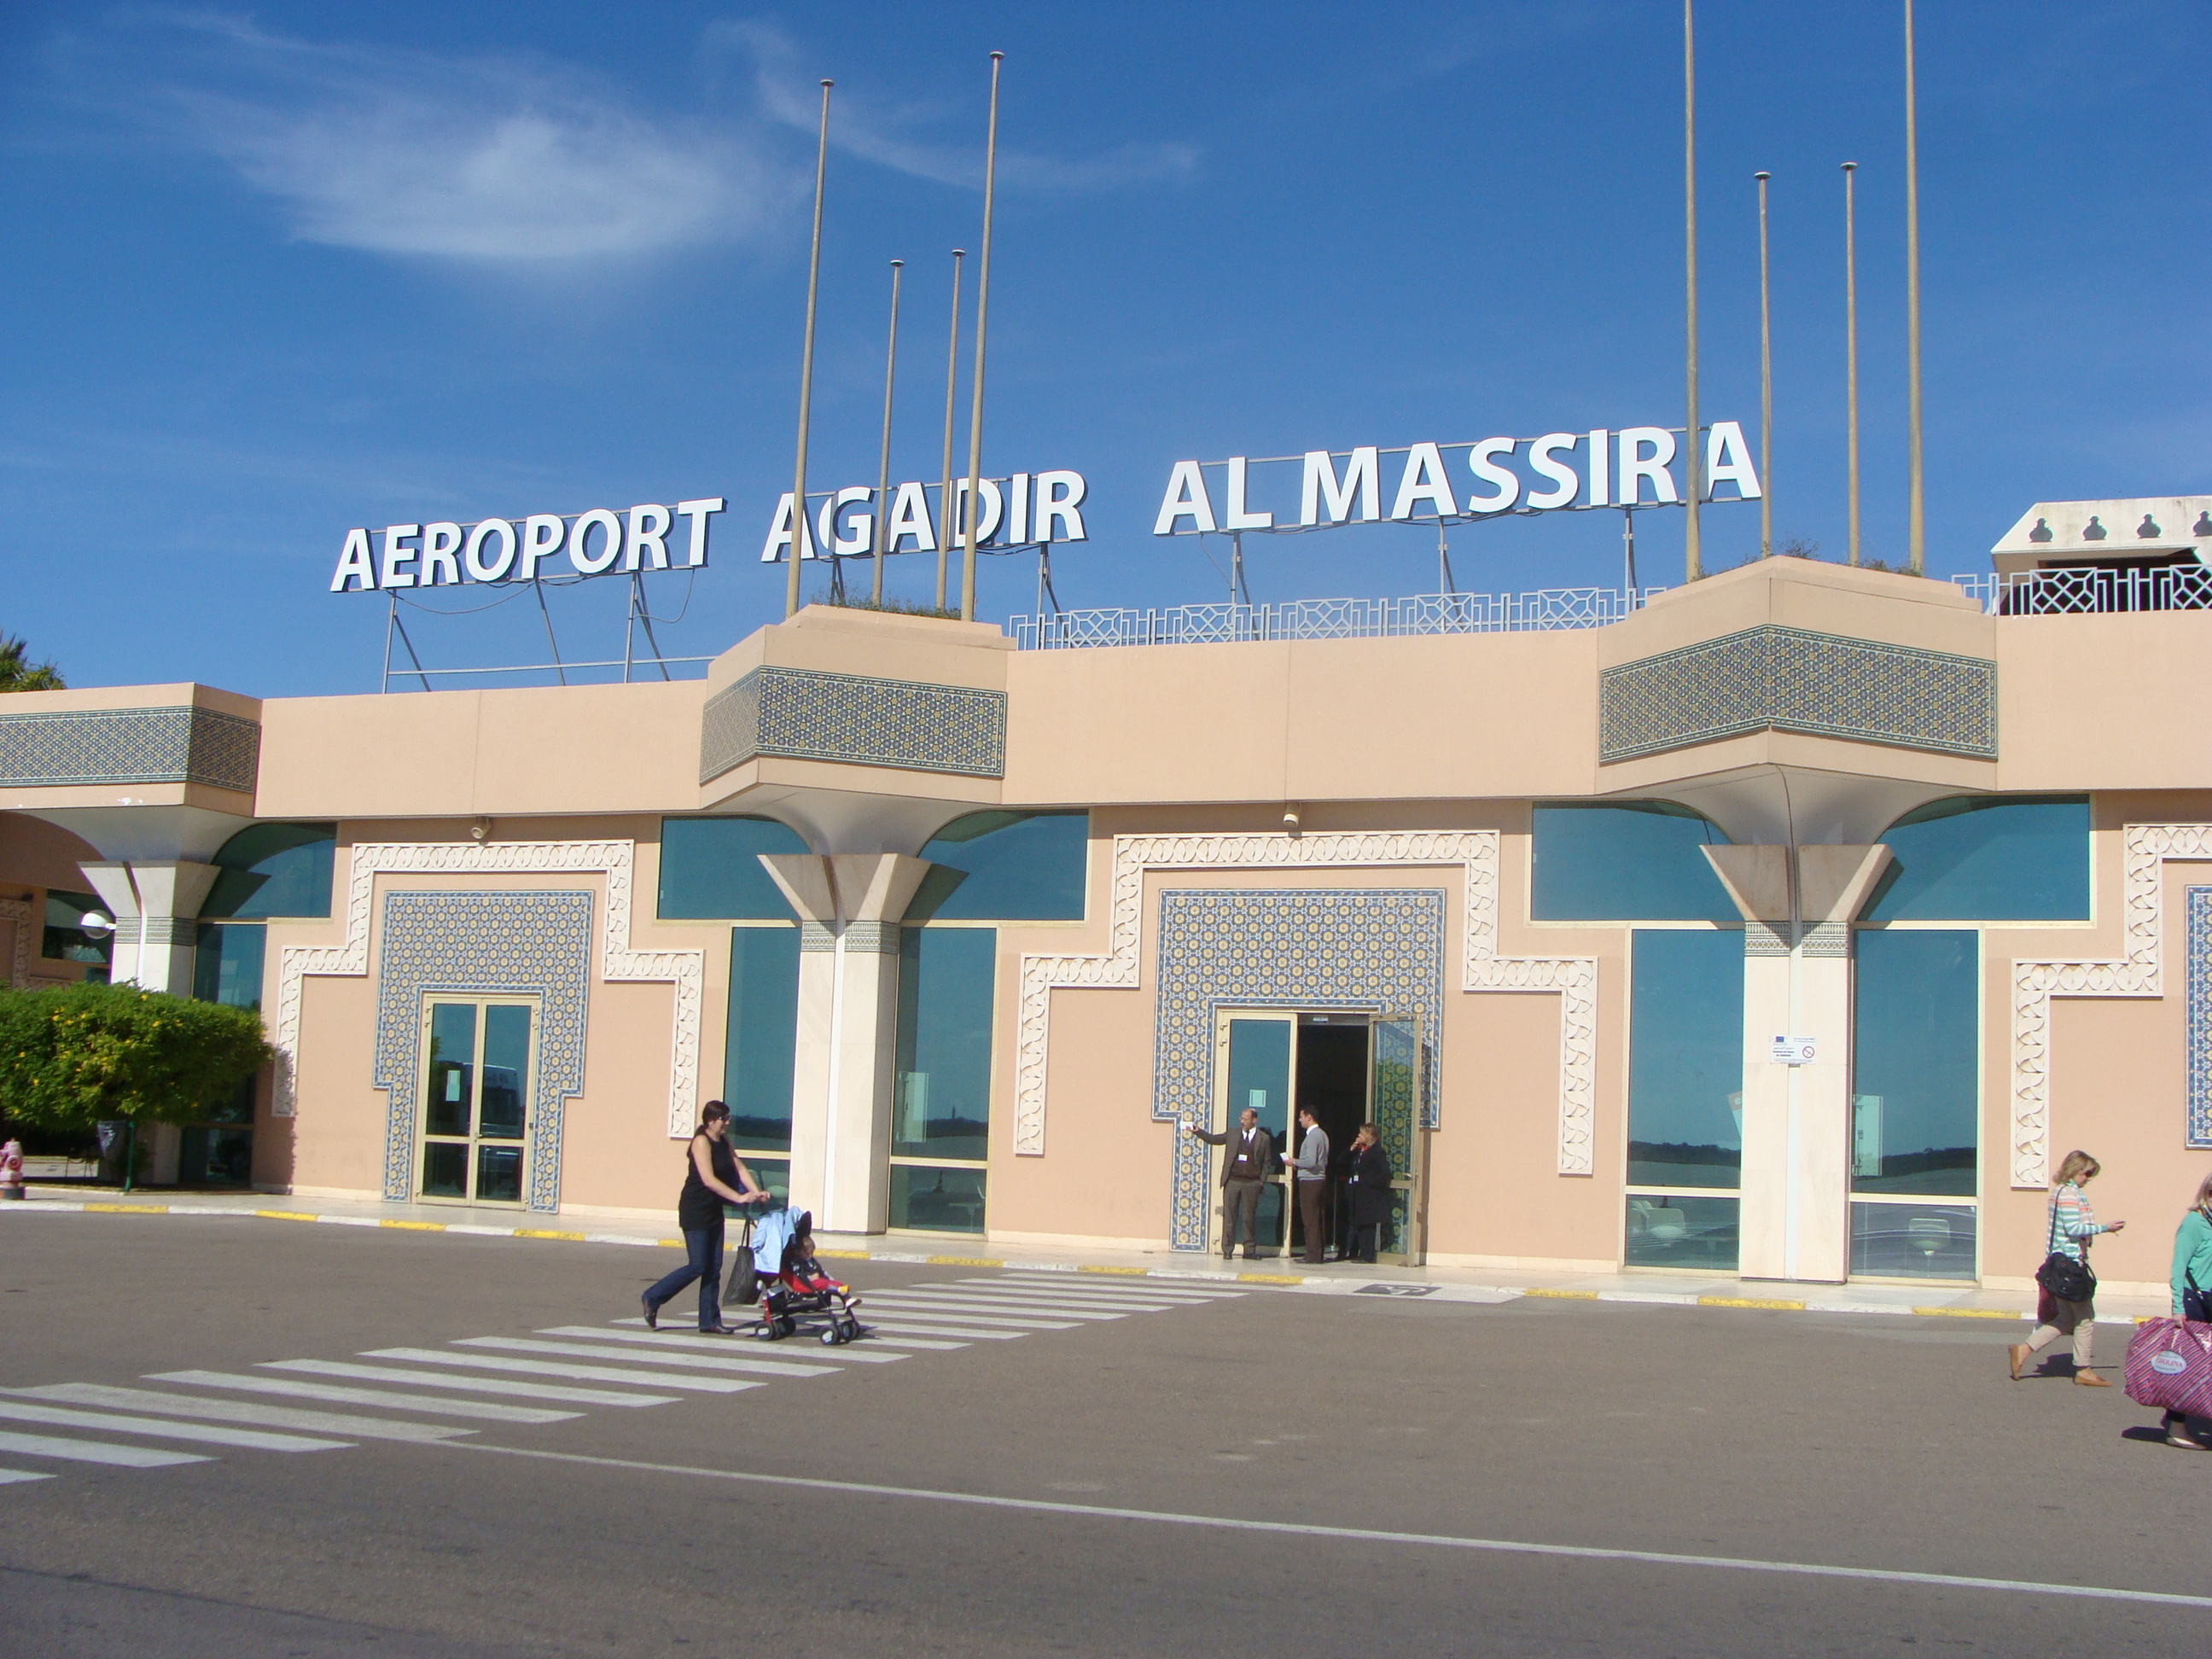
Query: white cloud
70 12 794 261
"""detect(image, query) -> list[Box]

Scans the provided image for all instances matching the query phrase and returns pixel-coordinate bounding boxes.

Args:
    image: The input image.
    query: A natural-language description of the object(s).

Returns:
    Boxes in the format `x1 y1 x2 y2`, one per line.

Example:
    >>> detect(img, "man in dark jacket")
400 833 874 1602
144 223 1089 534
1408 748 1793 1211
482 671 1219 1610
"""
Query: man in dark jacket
1188 1107 1274 1258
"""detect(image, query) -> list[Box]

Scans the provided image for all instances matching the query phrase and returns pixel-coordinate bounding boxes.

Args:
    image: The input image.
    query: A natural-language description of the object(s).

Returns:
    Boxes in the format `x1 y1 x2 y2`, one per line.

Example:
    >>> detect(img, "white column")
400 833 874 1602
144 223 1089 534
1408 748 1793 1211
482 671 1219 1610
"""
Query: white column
77 861 220 995
1703 846 1794 1280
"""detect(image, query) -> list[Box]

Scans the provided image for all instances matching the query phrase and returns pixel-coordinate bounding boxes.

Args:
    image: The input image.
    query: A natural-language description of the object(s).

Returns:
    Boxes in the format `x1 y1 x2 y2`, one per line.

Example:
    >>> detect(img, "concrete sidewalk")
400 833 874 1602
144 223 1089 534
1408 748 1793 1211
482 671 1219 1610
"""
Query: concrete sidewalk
0 1183 2172 1324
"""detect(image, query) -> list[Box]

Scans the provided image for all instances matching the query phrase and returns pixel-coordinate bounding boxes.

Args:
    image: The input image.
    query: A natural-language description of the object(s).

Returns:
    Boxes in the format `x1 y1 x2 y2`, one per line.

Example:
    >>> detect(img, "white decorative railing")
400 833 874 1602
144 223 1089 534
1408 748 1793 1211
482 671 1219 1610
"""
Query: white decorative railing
1953 564 2212 615
1010 586 1667 649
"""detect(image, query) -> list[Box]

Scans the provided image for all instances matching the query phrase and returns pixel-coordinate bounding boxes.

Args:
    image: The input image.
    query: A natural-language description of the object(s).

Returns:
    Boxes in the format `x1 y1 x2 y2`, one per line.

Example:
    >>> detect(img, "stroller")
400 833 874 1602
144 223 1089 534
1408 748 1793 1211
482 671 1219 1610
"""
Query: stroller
723 1207 866 1346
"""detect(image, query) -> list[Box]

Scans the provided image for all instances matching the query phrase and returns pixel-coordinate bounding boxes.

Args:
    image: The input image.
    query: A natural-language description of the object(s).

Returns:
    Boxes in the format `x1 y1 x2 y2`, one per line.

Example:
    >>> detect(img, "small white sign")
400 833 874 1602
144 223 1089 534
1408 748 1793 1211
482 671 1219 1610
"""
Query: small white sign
1771 1034 1817 1066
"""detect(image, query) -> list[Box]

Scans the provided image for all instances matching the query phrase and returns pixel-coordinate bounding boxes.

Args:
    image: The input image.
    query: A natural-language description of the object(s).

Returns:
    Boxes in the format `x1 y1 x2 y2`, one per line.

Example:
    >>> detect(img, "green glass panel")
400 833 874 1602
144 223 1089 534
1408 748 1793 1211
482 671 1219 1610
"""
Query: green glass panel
1533 803 1736 922
658 818 809 919
1852 929 1977 1195
41 890 112 965
894 928 996 1161
421 1141 468 1198
426 1004 476 1139
1371 1016 1418 1183
907 812 1088 922
192 923 266 1010
1625 1195 1739 1268
1225 1019 1292 1149
180 1127 253 1185
475 1145 523 1203
201 824 335 919
479 1005 531 1141
1627 929 1743 1188
725 926 800 1150
1865 796 2089 922
1851 1201 1976 1278
888 1165 987 1234
733 1158 789 1214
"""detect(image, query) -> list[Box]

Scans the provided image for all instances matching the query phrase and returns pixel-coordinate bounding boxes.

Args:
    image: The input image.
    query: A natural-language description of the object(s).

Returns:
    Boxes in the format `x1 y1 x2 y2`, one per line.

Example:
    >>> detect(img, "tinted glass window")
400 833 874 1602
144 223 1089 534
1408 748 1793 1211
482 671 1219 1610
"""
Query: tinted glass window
1533 804 1736 922
894 928 996 1161
192 923 268 1011
908 812 1087 923
202 824 336 919
658 817 810 920
1852 928 1977 1196
42 890 113 965
724 926 800 1151
1627 928 1743 1188
1864 796 2089 922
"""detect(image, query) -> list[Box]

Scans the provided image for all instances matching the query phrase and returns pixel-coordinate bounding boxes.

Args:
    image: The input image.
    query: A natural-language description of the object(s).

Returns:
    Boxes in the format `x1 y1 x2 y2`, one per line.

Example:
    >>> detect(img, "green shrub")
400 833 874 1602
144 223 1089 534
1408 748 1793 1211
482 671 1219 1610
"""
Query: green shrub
0 982 271 1132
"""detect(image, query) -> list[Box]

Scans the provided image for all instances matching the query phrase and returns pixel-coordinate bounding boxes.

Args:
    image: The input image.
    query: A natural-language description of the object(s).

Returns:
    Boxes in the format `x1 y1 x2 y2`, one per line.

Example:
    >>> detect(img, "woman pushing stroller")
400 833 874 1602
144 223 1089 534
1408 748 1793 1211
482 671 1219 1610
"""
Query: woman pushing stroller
642 1101 769 1334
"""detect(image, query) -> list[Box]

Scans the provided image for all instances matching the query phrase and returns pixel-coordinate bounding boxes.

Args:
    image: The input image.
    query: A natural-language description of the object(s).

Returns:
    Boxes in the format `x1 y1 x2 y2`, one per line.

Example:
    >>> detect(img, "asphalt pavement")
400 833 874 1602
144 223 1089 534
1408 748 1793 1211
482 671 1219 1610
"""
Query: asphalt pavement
2 1214 2205 1656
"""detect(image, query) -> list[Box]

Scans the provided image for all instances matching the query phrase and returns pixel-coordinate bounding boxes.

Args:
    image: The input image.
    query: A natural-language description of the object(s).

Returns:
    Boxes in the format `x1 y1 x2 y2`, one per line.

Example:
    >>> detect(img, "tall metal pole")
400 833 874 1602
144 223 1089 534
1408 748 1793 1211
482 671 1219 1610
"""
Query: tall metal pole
1842 160 1861 567
1903 0 1925 574
1755 171 1773 561
936 249 964 611
872 259 904 605
959 51 1004 622
1682 0 1701 582
786 79 833 619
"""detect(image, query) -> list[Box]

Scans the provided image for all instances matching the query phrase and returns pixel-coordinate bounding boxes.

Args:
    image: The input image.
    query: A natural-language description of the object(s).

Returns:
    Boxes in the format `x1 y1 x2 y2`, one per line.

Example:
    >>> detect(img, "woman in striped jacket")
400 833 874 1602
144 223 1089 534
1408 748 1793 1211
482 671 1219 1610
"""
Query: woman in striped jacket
2008 1150 2127 1387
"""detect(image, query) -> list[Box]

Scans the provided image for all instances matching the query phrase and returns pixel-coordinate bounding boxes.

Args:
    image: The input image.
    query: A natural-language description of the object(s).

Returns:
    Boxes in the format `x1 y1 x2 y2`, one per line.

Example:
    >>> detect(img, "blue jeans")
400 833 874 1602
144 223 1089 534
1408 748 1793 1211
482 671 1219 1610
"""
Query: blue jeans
645 1220 724 1330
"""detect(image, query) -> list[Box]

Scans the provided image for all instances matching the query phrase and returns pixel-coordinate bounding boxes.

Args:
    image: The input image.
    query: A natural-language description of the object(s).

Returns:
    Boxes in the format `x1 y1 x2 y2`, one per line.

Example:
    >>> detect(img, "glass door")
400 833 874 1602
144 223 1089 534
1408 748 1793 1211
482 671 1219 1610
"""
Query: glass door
419 997 536 1206
1211 1011 1295 1257
1368 1012 1426 1266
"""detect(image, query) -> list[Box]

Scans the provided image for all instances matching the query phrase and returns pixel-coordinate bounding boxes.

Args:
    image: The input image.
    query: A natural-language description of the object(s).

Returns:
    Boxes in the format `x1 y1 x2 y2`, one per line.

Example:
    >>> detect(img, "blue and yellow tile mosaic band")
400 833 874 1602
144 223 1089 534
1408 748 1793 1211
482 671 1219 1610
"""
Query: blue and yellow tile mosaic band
0 704 260 791
374 890 592 1212
700 666 1005 783
1152 888 1444 1251
2187 886 2211 1149
1598 626 1997 762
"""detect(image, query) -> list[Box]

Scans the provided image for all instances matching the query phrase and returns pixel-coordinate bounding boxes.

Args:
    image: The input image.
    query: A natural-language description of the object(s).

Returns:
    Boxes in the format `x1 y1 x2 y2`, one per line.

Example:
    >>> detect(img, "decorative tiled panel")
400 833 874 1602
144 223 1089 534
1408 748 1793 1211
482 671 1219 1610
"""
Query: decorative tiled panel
700 667 1004 783
374 890 592 1214
1599 626 1996 762
0 705 260 791
1152 888 1444 1251
2188 887 2211 1149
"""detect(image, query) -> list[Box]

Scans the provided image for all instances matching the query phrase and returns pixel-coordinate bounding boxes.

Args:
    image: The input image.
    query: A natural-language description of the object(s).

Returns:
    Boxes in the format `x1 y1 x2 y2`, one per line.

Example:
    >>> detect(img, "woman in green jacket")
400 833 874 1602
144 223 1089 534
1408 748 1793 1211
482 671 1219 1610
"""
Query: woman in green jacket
2160 1172 2212 1449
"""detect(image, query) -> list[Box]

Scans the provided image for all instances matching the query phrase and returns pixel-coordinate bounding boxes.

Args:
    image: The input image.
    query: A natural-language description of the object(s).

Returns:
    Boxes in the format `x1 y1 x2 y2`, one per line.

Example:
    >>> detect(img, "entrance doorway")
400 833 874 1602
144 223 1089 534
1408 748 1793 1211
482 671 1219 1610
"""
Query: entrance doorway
1206 1008 1426 1264
416 995 538 1207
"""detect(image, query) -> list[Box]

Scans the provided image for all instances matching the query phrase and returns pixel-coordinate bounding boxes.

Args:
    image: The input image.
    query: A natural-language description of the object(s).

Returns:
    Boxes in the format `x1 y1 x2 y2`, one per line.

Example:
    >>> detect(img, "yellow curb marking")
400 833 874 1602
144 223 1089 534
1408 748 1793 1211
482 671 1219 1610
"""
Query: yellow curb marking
1237 1272 1305 1285
659 1238 688 1249
1078 1265 1150 1276
379 1220 447 1232
926 1255 1004 1267
515 1229 588 1242
815 1249 870 1260
254 1209 317 1223
1522 1287 1598 1300
1698 1295 1806 1311
84 1202 170 1214
1912 1306 2019 1319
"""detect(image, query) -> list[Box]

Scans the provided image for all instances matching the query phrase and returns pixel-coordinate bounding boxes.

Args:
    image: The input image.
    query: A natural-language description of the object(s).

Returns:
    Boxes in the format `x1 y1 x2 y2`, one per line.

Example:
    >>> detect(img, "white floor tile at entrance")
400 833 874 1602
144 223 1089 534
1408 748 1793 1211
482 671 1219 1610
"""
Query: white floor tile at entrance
357 1348 761 1394
148 1370 580 1424
20 1384 479 1444
264 1358 678 1407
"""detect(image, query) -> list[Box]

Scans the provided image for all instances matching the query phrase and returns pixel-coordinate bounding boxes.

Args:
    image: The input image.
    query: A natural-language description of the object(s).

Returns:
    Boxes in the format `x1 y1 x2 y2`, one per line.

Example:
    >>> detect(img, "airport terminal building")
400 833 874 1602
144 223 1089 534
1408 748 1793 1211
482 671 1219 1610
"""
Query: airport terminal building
3 497 2208 1295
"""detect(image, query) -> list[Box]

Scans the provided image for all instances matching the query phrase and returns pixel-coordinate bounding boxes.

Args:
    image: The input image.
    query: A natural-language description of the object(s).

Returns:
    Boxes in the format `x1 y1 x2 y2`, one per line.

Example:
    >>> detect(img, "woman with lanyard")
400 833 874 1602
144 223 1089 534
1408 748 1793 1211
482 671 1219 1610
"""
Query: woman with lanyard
2009 1149 2125 1386
643 1100 766 1334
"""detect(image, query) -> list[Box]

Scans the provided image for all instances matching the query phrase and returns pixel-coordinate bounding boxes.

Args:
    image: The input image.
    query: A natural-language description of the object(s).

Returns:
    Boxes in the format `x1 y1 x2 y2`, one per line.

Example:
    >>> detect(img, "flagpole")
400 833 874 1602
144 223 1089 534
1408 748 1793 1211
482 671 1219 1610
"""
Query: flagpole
1682 0 1701 582
872 260 903 605
1904 0 1925 574
936 249 964 611
786 79 832 619
1842 160 1861 567
959 51 1004 622
1755 170 1773 561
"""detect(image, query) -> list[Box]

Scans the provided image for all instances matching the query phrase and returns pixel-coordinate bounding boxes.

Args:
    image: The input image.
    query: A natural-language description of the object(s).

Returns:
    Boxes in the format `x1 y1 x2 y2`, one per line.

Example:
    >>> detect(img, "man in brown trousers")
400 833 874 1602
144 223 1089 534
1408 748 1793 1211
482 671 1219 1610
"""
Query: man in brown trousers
1284 1106 1330 1265
1187 1106 1274 1258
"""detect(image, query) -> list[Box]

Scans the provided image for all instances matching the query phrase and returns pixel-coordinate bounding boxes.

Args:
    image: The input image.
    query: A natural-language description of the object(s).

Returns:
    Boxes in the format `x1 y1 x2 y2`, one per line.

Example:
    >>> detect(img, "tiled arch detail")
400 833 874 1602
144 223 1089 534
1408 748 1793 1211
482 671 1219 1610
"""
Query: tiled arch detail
1012 831 1598 1175
272 840 704 1140
2011 823 2212 1185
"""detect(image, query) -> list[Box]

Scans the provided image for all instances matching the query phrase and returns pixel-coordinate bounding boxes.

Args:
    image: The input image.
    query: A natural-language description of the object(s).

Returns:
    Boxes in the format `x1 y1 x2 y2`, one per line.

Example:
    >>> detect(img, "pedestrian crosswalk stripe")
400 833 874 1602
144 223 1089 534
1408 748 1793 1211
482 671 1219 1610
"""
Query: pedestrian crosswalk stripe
611 1318 971 1353
452 1336 838 1379
990 1273 1243 1300
0 1467 55 1485
0 1429 210 1469
0 1397 349 1452
909 1283 1177 1312
21 1384 478 1445
538 1326 907 1365
148 1371 579 1424
358 1348 761 1394
854 1297 1085 1330
860 1318 1025 1341
264 1358 678 1407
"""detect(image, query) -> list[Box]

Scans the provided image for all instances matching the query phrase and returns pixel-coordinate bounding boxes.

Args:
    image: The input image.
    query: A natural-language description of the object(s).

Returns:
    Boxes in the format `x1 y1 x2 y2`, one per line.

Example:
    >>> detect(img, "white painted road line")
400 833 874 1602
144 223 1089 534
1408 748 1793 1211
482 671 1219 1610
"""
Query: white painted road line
0 1397 349 1452
861 1319 1025 1341
358 1348 760 1394
0 1430 211 1469
854 1299 1084 1330
868 1291 1119 1321
451 1337 837 1379
440 1441 2212 1614
22 1384 478 1444
0 1466 55 1485
267 1359 677 1407
608 1318 970 1352
910 1285 1180 1313
542 1326 906 1365
991 1274 1243 1300
148 1371 579 1424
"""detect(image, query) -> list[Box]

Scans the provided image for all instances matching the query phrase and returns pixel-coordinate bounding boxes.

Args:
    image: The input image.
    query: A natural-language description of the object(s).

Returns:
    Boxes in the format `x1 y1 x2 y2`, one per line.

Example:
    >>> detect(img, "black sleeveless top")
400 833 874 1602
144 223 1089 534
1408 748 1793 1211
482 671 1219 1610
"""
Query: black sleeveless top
677 1134 739 1229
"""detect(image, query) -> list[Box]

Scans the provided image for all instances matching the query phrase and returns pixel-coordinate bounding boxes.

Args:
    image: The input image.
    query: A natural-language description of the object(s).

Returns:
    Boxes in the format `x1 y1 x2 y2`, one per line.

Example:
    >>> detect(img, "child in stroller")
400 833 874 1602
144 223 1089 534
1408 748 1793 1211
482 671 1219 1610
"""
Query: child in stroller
730 1208 866 1346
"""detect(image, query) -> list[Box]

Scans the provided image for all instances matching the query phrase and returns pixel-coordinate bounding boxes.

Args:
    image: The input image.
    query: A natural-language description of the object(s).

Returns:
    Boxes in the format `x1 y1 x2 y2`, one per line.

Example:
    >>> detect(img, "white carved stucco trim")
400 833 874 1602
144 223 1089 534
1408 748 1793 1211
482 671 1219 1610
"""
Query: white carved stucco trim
2011 823 2212 1189
1012 830 1598 1173
0 896 32 987
271 841 704 1138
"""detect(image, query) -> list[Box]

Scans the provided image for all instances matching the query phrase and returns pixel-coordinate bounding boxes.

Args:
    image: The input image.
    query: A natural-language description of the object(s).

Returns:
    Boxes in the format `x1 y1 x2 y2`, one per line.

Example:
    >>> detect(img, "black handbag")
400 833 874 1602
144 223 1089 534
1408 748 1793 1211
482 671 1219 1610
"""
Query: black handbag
2185 1271 2211 1324
2035 1250 2095 1304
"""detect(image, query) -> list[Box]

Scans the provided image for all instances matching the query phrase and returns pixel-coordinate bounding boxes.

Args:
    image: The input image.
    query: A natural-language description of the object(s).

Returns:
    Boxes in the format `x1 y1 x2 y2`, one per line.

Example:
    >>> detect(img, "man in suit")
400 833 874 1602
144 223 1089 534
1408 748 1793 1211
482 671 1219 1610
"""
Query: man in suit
1284 1106 1331 1265
1187 1107 1274 1259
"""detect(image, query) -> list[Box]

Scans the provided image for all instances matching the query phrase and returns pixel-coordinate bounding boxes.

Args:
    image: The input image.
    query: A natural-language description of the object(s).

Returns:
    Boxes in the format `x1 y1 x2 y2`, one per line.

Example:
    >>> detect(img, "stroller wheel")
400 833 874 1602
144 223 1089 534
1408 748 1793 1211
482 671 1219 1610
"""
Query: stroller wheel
818 1325 841 1346
753 1321 779 1342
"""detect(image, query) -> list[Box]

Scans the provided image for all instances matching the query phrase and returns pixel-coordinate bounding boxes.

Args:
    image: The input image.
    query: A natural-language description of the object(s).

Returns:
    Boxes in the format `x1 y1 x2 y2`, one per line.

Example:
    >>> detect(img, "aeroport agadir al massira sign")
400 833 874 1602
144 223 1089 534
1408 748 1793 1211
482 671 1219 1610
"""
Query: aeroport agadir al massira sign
325 420 1762 591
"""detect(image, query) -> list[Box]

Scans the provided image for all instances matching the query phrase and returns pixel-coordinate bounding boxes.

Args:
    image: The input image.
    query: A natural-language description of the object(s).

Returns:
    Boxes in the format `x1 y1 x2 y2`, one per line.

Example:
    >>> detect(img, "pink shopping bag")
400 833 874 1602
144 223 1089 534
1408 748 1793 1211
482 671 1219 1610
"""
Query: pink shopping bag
2122 1318 2212 1416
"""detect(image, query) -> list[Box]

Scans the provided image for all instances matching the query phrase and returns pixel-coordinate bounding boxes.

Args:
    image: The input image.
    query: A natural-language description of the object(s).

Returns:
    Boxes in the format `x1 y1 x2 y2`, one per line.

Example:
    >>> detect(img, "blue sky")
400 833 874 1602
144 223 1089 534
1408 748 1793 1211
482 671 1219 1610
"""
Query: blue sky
3 2 2205 696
